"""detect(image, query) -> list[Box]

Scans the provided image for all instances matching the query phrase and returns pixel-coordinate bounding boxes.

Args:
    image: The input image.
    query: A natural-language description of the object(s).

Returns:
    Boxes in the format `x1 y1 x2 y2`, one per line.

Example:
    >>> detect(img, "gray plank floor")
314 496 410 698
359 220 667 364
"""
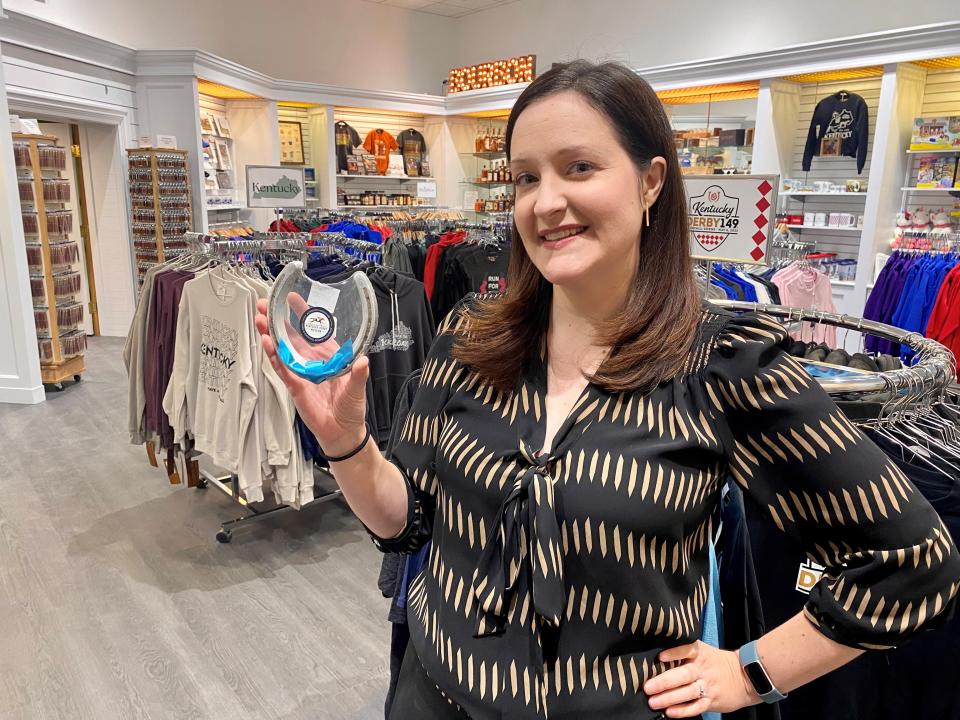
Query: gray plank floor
0 337 392 720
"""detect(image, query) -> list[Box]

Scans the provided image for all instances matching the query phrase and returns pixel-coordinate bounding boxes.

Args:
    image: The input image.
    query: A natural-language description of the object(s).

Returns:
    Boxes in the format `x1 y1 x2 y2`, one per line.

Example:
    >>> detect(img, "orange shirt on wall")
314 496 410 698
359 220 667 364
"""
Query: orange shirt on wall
362 129 399 175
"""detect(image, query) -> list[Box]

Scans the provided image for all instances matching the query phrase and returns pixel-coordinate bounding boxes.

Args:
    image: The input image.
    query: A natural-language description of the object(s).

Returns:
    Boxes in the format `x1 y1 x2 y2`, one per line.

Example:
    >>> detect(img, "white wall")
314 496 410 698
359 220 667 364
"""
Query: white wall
452 0 960 73
0 39 44 403
2 0 457 94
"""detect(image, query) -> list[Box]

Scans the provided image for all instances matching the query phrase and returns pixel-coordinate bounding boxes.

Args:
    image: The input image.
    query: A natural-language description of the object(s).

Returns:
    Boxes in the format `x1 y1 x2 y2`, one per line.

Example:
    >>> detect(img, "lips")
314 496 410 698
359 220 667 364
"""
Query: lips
541 225 587 242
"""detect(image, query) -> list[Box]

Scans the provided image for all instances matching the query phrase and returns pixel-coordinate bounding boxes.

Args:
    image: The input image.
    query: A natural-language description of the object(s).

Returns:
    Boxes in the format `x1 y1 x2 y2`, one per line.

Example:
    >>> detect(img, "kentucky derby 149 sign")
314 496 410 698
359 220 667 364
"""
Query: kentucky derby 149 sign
685 174 779 264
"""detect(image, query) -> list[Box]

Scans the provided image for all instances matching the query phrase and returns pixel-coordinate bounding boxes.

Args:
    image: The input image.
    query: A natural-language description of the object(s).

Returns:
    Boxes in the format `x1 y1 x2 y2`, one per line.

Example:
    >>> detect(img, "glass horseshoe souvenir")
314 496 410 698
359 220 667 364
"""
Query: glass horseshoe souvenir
268 261 378 383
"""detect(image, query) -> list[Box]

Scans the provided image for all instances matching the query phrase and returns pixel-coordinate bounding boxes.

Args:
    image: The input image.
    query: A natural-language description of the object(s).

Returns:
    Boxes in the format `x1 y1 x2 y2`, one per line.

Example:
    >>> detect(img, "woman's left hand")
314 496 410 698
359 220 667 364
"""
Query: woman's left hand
643 640 759 717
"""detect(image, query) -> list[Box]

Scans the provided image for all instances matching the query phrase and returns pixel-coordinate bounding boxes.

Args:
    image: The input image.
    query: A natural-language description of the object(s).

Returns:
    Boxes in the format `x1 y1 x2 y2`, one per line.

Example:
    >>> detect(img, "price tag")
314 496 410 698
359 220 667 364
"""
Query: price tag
156 134 178 149
417 180 437 199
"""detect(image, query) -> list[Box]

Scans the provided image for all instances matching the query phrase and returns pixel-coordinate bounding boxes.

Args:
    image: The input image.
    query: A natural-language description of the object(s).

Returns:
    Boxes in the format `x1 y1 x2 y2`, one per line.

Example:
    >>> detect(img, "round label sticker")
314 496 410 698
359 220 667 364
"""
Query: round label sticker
300 307 335 344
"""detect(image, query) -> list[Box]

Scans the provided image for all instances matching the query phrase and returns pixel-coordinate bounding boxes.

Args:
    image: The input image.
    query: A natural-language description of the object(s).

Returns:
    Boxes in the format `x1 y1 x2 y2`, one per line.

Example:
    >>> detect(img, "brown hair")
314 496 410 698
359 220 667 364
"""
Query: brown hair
452 60 701 394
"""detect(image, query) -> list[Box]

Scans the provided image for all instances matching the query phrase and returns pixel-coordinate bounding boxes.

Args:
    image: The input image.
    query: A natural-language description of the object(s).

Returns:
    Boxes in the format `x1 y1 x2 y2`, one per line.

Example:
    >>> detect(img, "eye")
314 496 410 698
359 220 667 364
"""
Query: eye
514 172 538 186
569 161 594 175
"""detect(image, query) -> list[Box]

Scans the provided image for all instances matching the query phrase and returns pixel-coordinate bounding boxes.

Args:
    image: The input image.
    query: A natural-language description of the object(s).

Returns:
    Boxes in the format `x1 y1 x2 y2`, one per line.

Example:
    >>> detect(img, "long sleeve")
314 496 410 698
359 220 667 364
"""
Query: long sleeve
856 97 869 174
161 294 192 445
703 312 960 649
236 290 264 502
369 308 467 554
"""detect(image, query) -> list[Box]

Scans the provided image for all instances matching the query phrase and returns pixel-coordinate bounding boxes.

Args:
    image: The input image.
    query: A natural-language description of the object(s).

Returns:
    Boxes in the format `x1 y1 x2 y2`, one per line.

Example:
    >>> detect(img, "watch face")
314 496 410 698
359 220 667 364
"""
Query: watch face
744 661 775 696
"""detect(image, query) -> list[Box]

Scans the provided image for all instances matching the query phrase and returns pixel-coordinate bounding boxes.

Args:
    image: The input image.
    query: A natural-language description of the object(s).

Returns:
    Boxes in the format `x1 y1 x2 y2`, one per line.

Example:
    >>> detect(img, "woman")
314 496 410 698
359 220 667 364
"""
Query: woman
255 61 960 719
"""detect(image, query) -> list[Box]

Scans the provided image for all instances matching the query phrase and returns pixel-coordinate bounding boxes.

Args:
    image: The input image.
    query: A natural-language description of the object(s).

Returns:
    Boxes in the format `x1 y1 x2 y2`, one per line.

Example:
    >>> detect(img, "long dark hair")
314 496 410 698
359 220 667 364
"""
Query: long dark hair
452 60 700 394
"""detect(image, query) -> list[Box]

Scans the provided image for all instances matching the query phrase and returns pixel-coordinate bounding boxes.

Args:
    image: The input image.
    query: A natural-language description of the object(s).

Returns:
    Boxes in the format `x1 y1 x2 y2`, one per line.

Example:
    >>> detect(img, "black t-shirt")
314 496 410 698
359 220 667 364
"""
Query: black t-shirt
335 121 361 173
397 129 427 174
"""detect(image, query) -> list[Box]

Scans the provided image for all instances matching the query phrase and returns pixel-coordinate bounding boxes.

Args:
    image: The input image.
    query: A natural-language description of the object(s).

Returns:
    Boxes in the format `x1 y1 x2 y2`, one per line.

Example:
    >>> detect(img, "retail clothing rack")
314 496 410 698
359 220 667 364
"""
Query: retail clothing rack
14 132 86 390
180 231 344 543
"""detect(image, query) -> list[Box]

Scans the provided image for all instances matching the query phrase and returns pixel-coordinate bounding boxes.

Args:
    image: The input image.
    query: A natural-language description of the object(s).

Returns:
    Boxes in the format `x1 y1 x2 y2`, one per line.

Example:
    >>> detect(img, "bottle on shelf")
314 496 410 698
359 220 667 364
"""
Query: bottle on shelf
483 130 493 153
475 129 484 153
481 164 489 182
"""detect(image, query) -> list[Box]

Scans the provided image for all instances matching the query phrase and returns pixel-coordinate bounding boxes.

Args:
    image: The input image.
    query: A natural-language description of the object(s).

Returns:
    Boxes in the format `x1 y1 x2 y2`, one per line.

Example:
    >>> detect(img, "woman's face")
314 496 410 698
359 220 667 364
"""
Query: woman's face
510 91 662 292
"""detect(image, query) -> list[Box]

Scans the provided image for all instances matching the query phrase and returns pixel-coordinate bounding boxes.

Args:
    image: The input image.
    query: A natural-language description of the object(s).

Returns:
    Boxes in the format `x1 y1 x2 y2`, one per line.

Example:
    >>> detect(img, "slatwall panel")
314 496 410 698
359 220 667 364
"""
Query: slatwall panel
901 69 960 217
783 77 881 259
333 109 429 204
921 68 960 115
277 106 313 168
199 94 237 202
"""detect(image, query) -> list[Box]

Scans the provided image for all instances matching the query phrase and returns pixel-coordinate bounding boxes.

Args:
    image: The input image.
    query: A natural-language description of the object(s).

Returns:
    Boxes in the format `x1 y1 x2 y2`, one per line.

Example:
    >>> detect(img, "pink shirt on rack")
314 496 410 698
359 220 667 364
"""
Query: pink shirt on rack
772 266 837 346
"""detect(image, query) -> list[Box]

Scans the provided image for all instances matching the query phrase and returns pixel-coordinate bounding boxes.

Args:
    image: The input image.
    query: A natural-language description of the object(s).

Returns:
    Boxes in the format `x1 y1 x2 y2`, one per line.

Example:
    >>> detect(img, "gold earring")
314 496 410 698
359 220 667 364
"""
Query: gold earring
641 180 651 227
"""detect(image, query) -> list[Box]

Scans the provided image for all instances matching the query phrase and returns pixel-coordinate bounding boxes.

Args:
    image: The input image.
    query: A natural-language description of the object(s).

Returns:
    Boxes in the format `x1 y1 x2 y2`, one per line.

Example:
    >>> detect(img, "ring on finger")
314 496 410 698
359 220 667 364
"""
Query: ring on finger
697 680 707 699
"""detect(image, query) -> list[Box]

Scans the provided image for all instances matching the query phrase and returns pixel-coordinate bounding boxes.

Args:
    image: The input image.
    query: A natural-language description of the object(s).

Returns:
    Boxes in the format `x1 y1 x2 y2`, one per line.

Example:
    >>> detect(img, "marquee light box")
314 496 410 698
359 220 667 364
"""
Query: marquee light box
448 55 536 94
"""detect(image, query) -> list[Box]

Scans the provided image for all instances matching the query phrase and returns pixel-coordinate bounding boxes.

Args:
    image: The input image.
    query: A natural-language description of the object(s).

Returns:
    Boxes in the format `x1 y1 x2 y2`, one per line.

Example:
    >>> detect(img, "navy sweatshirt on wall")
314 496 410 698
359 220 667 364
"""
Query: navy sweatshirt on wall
802 91 869 174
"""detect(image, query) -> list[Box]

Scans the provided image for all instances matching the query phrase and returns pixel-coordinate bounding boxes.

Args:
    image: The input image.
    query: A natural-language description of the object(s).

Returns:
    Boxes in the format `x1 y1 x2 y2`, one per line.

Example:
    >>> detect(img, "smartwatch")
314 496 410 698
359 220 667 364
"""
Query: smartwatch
738 640 787 704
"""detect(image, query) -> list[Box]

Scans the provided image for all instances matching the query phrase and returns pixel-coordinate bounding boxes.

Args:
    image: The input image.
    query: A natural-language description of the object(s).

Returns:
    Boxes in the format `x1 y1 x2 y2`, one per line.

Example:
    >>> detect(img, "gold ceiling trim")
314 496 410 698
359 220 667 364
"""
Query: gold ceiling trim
657 81 760 105
912 56 960 70
782 66 883 83
197 79 260 100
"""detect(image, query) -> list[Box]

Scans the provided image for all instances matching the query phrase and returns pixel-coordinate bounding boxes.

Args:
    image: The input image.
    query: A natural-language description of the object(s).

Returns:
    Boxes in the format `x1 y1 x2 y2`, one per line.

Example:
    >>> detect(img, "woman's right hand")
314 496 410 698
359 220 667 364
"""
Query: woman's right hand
255 297 370 456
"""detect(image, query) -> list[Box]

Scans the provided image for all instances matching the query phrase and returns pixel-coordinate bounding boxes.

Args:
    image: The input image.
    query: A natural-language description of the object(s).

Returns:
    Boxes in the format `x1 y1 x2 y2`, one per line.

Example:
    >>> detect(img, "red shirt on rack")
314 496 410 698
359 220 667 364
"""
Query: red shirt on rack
423 231 466 300
926 264 960 355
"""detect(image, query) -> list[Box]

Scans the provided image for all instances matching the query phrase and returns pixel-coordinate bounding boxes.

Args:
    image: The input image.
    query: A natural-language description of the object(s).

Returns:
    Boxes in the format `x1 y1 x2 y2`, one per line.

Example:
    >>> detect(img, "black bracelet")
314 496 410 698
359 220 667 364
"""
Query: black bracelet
324 426 372 463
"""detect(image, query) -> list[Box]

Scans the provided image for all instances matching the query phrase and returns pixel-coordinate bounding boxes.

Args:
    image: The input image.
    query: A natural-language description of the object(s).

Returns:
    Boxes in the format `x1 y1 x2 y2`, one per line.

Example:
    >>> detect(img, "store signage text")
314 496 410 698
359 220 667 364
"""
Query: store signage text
686 175 779 264
246 165 306 209
448 55 536 94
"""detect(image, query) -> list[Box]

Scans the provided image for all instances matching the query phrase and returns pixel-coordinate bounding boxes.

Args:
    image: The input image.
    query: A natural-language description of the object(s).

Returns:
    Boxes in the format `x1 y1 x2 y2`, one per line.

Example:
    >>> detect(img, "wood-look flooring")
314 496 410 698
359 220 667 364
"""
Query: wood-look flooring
0 338 391 719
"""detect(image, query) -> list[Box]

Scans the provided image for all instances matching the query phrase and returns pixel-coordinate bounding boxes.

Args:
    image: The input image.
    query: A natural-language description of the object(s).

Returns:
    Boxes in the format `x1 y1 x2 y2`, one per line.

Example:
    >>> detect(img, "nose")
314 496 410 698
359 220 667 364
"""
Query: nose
532 174 567 223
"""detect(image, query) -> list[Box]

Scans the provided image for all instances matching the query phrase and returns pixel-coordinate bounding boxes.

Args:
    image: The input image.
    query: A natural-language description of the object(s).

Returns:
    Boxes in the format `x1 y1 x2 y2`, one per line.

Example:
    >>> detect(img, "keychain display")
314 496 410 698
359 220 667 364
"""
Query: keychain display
267 261 378 383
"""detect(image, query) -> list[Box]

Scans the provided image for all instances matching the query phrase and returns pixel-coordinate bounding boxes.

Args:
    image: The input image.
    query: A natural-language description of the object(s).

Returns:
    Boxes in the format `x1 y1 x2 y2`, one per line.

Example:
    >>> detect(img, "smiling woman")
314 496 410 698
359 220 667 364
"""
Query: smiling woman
253 60 960 720
453 60 701 395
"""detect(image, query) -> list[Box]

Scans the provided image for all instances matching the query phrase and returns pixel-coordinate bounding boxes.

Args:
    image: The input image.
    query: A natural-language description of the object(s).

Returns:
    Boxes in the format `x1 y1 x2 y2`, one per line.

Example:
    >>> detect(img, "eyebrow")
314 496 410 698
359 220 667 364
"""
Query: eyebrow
511 145 601 165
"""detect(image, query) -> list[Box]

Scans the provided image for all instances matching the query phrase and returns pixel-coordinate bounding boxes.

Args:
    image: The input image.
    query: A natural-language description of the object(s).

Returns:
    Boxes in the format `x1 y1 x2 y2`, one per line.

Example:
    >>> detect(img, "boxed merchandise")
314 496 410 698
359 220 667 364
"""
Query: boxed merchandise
910 116 960 150
718 129 747 147
916 155 958 188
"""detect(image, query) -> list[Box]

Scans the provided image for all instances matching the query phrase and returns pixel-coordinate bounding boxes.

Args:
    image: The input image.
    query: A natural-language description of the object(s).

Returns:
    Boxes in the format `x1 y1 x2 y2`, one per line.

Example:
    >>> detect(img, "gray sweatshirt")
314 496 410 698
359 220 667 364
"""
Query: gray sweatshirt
163 271 262 497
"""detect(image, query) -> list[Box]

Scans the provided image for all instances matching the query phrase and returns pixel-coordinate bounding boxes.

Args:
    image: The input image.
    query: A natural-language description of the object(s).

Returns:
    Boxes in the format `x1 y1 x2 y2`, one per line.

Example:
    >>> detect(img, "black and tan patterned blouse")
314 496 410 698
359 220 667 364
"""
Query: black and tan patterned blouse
373 306 960 720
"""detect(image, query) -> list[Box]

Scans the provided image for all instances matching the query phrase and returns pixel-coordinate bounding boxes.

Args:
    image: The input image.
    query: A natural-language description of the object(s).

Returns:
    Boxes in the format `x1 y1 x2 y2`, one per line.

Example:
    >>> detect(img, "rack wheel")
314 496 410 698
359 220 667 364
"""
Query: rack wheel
74 374 82 383
216 530 232 544
52 383 64 392
196 477 208 489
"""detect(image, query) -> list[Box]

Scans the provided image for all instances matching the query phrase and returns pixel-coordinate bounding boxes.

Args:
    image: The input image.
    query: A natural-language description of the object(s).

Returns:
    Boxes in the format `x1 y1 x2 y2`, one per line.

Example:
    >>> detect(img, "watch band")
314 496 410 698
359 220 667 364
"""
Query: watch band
738 640 788 704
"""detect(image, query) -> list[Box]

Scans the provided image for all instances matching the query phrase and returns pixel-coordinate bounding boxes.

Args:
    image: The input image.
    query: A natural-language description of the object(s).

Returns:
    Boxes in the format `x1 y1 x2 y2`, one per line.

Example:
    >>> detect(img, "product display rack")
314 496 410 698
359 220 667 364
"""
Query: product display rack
127 148 192 285
13 132 85 389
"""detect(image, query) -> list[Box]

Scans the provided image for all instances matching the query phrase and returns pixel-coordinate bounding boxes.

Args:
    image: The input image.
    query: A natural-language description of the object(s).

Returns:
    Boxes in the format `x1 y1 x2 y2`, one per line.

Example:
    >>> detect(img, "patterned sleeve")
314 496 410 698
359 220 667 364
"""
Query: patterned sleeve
702 311 960 649
368 308 467 554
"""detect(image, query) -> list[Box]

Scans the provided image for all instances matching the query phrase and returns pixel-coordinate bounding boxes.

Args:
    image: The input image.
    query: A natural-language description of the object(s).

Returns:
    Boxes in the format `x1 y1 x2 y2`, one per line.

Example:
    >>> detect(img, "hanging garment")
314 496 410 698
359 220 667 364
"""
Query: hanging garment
802 91 869 174
772 264 837 346
362 128 399 175
334 121 361 173
162 271 263 500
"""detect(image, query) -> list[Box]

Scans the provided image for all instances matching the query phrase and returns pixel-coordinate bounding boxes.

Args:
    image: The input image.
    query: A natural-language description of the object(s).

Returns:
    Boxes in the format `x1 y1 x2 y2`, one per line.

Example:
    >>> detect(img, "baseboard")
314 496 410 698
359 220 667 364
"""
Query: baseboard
0 384 46 404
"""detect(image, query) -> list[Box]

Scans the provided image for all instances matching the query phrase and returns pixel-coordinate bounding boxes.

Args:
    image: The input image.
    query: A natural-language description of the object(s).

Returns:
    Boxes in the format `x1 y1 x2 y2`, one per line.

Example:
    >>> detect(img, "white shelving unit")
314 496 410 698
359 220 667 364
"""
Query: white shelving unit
785 224 862 232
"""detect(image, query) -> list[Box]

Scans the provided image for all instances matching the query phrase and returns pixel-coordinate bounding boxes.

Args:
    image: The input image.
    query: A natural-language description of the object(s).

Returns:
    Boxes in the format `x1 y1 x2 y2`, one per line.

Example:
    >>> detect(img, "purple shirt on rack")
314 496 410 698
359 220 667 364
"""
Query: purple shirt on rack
144 269 194 446
864 254 914 354
157 271 195 450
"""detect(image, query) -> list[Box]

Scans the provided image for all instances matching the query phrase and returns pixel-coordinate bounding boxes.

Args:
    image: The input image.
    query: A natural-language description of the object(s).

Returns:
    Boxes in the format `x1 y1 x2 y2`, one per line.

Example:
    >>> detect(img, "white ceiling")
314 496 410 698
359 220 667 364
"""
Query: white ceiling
361 0 518 18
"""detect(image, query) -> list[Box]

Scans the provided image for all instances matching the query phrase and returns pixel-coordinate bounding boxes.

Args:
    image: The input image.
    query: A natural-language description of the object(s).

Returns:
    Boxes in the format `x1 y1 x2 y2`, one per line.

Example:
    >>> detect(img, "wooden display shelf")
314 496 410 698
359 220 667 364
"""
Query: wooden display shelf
41 354 85 385
13 132 59 143
127 148 193 268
